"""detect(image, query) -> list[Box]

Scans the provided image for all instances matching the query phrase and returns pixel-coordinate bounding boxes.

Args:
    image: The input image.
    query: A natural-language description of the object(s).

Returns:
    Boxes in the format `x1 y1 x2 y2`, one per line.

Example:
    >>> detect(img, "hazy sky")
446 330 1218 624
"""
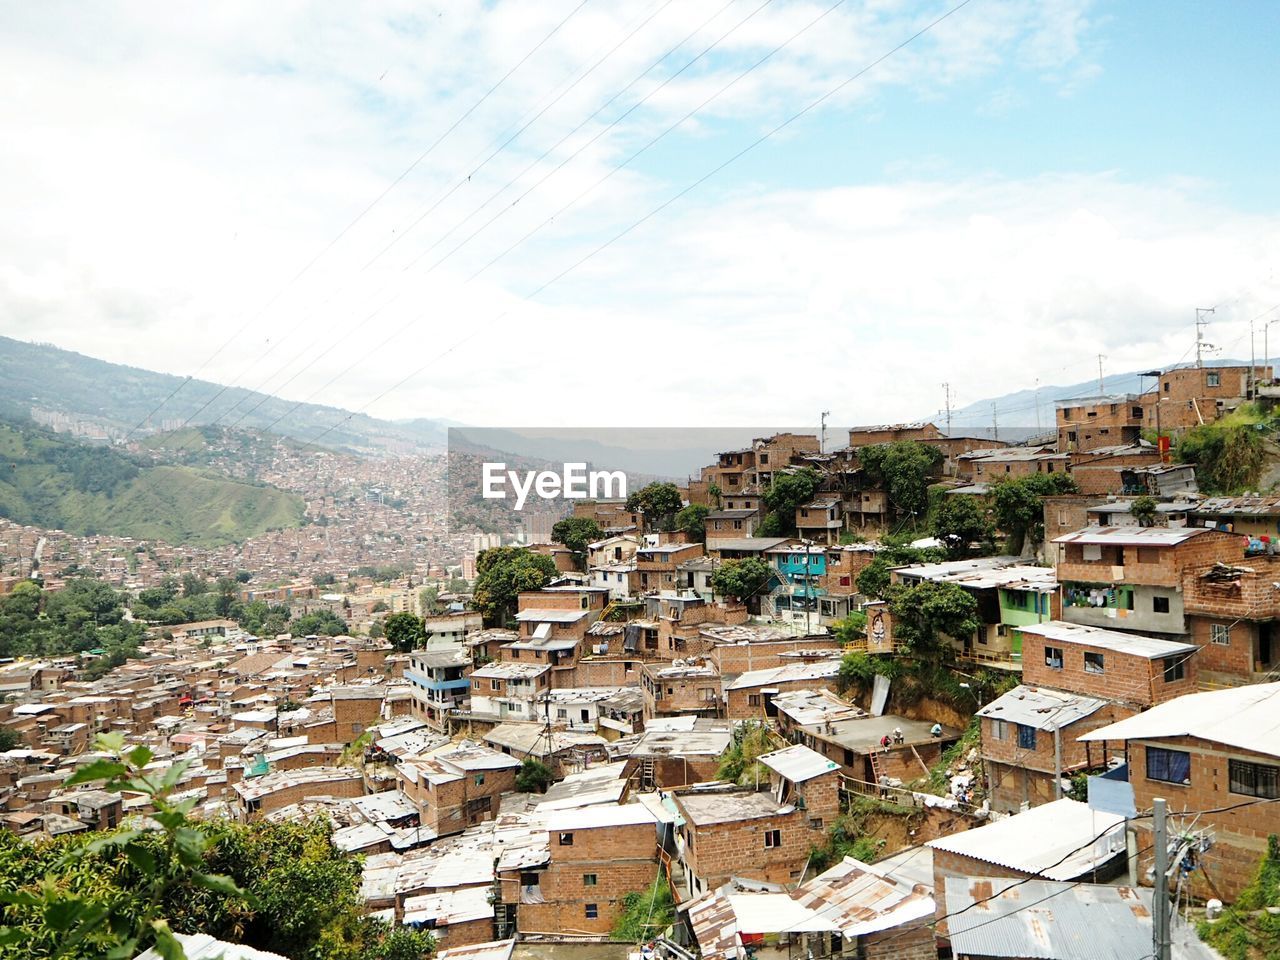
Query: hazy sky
2 0 1278 429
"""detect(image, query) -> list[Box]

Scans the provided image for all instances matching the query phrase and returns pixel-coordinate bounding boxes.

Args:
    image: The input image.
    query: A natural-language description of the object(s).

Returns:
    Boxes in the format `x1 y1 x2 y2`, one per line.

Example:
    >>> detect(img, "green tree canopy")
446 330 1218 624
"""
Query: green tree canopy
1177 421 1266 494
291 609 348 637
858 441 944 522
761 468 821 536
383 612 426 653
473 547 557 626
515 757 553 794
711 557 773 601
932 494 995 559
1130 494 1160 527
990 473 1078 554
550 516 604 568
887 580 980 660
625 482 683 531
675 504 710 543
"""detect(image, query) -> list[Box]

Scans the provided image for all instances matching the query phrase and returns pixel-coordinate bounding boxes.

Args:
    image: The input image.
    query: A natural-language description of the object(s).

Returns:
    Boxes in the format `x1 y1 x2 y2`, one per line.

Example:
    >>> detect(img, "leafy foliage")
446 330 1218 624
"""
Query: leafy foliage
989 473 1078 554
514 758 553 794
833 610 867 646
858 442 944 522
472 547 557 626
710 557 773 601
760 468 822 536
0 577 146 662
932 495 995 559
1178 421 1267 494
290 609 349 638
887 580 980 661
382 612 425 653
1198 834 1280 960
716 722 777 785
625 482 683 531
611 877 674 943
674 504 709 543
1130 494 1159 527
0 734 435 960
550 517 603 567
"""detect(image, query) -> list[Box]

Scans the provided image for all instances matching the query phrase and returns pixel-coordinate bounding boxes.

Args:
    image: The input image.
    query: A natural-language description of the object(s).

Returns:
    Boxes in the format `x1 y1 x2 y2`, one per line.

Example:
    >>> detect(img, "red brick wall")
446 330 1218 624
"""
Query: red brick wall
1021 634 1195 707
683 810 815 889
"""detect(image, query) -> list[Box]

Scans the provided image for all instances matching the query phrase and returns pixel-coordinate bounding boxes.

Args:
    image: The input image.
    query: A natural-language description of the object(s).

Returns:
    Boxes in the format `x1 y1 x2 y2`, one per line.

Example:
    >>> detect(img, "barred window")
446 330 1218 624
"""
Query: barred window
1229 759 1280 799
1211 623 1231 646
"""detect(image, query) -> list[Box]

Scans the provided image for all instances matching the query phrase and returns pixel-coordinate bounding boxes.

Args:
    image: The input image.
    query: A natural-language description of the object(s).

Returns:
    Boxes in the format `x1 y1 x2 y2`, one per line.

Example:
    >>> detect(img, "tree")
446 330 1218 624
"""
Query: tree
855 557 892 599
291 609 348 637
626 482 683 531
180 574 208 598
214 577 239 618
0 728 21 752
887 580 980 661
515 758 553 794
312 573 337 587
1177 421 1267 493
990 473 1078 554
707 483 723 508
551 517 604 569
383 612 426 653
833 610 867 646
675 504 709 543
473 547 557 626
1130 494 1160 528
418 586 441 615
933 495 995 559
858 442 944 523
711 557 773 601
761 468 821 537
612 878 674 943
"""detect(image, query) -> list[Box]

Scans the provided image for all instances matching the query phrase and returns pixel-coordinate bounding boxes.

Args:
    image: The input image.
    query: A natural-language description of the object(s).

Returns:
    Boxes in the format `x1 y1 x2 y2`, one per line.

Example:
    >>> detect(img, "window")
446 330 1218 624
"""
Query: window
557 708 568 719
1067 431 1077 443
1163 657 1186 682
1044 646 1064 670
1132 406 1143 418
490 679 500 691
989 719 1008 741
764 829 781 848
1211 623 1231 646
748 694 761 706
1153 596 1171 614
1229 759 1280 798
585 904 598 920
1017 724 1037 750
583 873 598 886
558 832 574 846
1163 382 1170 393
474 773 485 786
1084 652 1105 674
1146 747 1191 784
809 817 824 830
1207 372 1221 387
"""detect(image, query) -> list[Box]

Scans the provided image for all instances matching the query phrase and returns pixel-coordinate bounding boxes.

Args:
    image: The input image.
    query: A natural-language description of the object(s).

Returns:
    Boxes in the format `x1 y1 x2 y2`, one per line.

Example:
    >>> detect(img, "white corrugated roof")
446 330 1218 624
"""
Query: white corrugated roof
1054 525 1213 546
977 685 1107 730
757 744 840 783
926 798 1125 879
1018 620 1197 658
1078 682 1280 758
541 802 656 832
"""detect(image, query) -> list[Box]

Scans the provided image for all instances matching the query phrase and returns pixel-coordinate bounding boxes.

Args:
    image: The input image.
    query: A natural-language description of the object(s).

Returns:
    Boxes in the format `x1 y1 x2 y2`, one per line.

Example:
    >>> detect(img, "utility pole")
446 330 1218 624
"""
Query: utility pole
1034 379 1042 434
1196 307 1215 368
1098 354 1106 394
1251 314 1258 399
1053 724 1062 799
943 383 953 436
1153 797 1172 960
992 403 998 442
819 411 829 454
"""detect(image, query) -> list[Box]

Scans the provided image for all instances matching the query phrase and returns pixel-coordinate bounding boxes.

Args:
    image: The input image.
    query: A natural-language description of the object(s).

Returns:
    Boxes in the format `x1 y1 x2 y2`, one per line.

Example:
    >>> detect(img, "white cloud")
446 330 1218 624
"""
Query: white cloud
7 0 1271 436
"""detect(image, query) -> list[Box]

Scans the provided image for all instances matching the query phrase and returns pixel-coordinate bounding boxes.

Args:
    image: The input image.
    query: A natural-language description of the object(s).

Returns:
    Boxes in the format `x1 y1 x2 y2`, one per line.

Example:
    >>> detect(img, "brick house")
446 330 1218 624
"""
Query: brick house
1056 394 1145 453
958 447 1069 482
641 659 721 720
572 498 642 531
395 742 520 838
467 661 551 723
1068 443 1164 496
722 660 842 720
757 744 842 831
674 787 818 897
848 422 944 448
1019 621 1199 708
1146 364 1272 433
516 804 659 935
636 541 706 593
704 509 761 545
232 765 364 819
401 887 494 952
622 719 733 791
1080 682 1280 900
977 684 1115 813
753 432 820 487
1055 525 1243 636
1184 556 1280 686
406 648 470 730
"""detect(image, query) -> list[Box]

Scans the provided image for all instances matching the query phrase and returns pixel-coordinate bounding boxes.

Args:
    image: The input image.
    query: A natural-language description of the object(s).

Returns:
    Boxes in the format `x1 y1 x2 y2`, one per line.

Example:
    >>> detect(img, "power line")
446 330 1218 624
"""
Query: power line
307 0 977 444
126 0 594 437
218 0 760 439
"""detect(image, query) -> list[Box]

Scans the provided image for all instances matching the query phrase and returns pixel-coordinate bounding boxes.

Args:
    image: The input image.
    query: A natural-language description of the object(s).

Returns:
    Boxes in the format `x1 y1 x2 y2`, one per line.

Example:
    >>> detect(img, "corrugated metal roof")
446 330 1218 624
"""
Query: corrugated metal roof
757 744 840 783
1017 620 1197 658
1078 681 1280 758
402 886 494 927
945 878 1219 960
435 941 516 960
926 799 1125 879
1054 525 1213 546
977 685 1106 730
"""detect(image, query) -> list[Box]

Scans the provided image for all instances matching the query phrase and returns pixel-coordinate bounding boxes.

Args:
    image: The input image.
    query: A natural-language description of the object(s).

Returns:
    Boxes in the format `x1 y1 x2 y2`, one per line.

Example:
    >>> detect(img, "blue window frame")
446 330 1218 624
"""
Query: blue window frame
1146 747 1191 785
1017 724 1037 750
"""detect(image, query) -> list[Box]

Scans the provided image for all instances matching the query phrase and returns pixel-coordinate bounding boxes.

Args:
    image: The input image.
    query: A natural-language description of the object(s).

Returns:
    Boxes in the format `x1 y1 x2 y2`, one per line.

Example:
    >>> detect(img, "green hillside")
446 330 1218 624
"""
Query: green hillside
0 420 304 545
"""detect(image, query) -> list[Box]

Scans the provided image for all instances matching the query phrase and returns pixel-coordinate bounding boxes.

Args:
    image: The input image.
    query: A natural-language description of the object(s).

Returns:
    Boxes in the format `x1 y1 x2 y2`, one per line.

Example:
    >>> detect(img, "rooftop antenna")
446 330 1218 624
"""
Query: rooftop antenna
819 410 830 453
942 383 952 436
1196 307 1215 368
1097 354 1106 394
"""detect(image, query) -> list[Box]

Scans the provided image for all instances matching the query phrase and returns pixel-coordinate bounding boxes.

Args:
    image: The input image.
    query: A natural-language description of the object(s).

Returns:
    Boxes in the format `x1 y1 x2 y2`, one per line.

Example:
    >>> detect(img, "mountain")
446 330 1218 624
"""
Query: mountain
0 419 304 546
0 336 448 455
937 361 1261 439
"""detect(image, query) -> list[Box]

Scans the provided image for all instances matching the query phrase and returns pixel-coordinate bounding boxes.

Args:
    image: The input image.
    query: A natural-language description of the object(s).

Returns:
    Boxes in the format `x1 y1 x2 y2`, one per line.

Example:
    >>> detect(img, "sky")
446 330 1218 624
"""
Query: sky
2 0 1278 431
